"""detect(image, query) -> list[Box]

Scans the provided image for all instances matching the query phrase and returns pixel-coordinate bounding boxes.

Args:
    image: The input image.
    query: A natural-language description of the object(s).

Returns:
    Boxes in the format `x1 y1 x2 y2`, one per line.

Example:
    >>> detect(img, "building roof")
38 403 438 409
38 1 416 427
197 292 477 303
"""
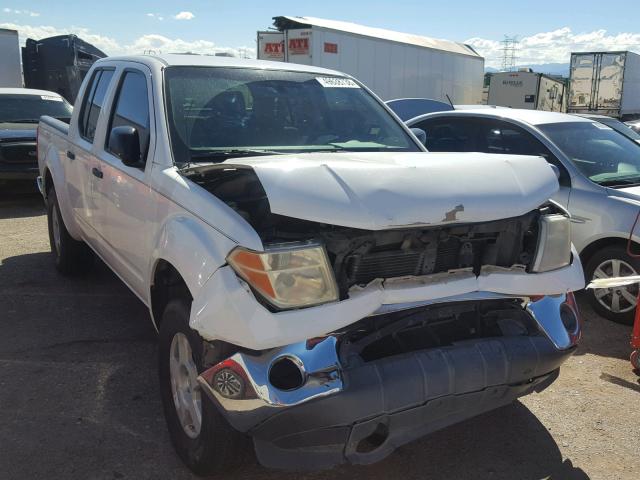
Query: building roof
272 16 482 59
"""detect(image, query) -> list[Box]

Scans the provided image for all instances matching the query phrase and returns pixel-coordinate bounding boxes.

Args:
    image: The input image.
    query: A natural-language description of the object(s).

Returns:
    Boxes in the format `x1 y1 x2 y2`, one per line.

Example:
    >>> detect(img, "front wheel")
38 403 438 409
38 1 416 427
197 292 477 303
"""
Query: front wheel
158 298 247 475
585 245 640 325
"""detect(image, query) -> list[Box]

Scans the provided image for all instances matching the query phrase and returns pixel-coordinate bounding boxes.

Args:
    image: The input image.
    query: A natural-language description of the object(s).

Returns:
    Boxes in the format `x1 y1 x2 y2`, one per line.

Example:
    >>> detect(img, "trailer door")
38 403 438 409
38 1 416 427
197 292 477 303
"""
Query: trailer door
596 52 625 112
569 53 597 110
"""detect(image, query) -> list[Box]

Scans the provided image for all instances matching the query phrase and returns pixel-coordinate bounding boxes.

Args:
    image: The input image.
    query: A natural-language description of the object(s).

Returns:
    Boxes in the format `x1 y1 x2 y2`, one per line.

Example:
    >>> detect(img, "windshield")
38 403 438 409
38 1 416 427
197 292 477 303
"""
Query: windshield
539 121 640 187
0 94 72 123
164 66 420 163
596 117 640 141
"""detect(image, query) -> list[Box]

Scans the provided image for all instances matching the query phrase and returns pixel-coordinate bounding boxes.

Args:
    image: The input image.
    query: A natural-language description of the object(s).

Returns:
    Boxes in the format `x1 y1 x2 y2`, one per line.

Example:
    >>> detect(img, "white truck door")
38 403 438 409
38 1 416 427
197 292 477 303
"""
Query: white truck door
66 68 115 237
92 66 154 298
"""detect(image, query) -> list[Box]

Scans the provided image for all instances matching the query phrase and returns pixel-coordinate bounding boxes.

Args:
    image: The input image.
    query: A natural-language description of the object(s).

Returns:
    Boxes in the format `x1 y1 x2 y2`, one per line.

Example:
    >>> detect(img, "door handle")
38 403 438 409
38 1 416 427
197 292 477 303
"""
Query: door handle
66 151 75 160
92 167 103 179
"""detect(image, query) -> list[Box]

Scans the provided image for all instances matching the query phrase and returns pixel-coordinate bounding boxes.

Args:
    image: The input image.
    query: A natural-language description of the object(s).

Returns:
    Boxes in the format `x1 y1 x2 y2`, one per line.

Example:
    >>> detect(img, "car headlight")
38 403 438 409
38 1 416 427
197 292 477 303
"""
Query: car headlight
531 214 571 272
227 243 339 309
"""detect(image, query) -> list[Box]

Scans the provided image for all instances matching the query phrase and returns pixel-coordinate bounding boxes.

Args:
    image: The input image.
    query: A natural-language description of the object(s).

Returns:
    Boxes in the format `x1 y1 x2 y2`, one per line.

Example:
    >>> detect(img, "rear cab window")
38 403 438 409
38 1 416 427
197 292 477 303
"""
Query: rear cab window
79 68 115 142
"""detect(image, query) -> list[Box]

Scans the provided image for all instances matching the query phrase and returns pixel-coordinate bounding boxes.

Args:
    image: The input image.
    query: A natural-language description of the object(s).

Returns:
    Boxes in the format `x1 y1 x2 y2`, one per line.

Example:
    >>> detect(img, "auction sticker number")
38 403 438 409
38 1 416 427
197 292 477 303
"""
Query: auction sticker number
316 77 360 88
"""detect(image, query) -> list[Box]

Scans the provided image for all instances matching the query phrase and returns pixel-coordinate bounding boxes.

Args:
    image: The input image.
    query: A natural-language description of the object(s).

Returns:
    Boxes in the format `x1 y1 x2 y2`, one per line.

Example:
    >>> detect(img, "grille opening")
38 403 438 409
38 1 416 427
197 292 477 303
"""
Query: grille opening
339 300 537 365
356 423 389 453
269 356 305 391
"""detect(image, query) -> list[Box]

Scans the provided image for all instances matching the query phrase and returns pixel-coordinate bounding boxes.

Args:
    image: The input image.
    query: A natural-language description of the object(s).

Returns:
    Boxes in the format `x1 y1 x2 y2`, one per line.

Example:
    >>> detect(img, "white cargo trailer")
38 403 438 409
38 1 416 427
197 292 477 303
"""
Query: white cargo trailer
568 51 640 119
257 16 484 104
0 29 22 87
488 71 566 112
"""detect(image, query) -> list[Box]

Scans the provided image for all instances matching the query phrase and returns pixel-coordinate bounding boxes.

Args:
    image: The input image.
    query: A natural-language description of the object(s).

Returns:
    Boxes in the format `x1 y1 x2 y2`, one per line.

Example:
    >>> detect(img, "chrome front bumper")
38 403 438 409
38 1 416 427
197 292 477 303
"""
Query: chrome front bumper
197 293 579 468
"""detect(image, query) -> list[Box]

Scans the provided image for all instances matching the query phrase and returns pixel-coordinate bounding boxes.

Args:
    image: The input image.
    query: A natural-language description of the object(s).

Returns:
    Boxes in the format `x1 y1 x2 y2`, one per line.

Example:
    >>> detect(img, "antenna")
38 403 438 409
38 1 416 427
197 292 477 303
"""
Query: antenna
500 36 519 72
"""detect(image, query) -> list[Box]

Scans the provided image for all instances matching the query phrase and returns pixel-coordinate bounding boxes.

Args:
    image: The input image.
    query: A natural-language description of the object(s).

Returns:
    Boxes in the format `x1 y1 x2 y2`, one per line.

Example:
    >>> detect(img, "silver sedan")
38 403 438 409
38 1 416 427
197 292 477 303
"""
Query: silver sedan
407 108 640 324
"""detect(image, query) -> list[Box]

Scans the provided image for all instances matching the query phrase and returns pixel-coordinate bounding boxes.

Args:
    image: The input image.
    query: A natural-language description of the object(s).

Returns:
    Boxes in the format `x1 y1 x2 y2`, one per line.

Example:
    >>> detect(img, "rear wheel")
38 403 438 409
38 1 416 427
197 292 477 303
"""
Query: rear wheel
585 245 640 325
46 186 93 275
158 298 247 475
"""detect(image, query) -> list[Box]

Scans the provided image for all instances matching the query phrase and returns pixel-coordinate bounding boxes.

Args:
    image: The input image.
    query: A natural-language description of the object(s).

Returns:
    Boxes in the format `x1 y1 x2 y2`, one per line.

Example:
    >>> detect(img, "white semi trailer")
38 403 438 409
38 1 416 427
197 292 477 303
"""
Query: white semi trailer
0 29 22 87
257 16 484 104
568 51 640 119
488 70 567 112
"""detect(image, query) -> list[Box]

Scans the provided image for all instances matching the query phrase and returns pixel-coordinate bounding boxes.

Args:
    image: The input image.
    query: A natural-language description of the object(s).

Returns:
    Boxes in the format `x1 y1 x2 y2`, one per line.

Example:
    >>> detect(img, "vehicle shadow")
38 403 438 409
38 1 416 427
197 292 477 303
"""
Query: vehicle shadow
574 292 631 362
0 187 44 219
231 401 589 480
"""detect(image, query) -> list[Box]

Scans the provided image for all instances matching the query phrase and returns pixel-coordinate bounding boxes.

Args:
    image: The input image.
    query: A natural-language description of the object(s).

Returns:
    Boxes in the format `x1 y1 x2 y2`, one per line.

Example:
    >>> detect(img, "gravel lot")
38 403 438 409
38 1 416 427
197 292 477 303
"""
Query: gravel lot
1 185 639 480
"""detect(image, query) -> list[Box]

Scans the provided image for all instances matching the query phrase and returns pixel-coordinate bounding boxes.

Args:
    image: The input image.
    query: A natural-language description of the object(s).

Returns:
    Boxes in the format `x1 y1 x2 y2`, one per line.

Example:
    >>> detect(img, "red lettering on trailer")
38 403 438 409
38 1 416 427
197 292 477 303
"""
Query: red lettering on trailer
288 38 309 55
324 42 338 54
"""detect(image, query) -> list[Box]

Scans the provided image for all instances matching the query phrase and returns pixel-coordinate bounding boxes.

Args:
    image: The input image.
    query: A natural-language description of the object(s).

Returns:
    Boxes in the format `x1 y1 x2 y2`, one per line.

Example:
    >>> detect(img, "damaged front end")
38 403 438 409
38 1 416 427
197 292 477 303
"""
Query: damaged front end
181 153 584 469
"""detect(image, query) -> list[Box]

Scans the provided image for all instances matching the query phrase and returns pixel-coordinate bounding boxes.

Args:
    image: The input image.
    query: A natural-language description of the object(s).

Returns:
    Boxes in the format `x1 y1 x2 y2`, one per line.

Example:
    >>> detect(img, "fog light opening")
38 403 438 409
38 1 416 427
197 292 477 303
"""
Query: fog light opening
356 423 389 453
560 303 578 334
269 356 306 391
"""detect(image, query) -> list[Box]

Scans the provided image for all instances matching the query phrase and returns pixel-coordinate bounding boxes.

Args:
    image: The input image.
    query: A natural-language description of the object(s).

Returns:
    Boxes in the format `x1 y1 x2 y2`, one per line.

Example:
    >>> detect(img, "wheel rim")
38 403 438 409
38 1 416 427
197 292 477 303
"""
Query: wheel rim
592 258 639 313
51 206 62 255
169 333 202 439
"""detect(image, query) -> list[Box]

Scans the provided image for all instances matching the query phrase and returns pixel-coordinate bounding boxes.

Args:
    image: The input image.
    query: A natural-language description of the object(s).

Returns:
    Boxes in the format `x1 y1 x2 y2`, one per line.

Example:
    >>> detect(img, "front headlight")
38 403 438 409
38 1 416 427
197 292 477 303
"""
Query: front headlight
227 243 339 309
531 214 571 272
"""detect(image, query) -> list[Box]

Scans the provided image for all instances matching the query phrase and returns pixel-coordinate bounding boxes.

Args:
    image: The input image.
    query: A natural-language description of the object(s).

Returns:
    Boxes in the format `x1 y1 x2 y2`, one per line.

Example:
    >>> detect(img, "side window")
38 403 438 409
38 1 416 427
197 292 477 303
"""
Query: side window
79 69 114 142
477 120 571 187
107 71 150 164
413 118 477 152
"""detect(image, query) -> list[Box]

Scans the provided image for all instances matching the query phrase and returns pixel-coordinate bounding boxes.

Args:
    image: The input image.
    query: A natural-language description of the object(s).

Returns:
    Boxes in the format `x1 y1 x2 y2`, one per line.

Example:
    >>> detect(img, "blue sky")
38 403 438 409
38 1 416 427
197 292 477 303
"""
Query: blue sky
2 0 640 67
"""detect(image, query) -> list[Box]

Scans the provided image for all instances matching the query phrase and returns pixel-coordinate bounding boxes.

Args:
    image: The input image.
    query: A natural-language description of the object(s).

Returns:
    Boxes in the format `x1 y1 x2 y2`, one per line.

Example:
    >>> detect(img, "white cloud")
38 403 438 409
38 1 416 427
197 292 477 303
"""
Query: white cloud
0 21 255 58
174 11 195 20
146 13 164 21
466 27 640 68
3 7 40 16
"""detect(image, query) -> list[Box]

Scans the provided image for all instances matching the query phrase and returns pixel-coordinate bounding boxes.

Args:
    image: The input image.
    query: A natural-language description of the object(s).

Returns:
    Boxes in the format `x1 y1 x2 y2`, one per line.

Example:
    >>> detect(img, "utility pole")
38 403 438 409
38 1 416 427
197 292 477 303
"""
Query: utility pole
500 36 519 72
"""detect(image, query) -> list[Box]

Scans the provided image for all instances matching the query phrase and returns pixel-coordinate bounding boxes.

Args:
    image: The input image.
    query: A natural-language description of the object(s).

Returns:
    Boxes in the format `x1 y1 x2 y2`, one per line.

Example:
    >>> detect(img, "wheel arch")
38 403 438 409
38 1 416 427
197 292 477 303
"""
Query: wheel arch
150 259 192 330
580 236 640 270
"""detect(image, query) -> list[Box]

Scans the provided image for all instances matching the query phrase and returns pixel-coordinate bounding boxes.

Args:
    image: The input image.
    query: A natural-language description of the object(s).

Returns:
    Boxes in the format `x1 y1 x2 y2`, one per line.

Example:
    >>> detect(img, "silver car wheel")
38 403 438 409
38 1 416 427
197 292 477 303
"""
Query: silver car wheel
169 332 202 439
592 258 638 313
51 205 62 255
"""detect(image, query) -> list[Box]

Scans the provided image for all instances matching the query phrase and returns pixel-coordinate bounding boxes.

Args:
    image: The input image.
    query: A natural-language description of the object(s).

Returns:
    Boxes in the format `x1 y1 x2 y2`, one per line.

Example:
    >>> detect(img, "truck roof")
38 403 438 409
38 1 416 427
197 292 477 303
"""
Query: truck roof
0 87 66 98
95 54 349 77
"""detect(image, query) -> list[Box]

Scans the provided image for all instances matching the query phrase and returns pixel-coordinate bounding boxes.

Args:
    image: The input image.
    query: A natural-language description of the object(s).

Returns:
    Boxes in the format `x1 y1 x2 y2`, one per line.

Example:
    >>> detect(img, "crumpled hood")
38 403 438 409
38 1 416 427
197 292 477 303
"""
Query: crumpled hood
225 152 559 230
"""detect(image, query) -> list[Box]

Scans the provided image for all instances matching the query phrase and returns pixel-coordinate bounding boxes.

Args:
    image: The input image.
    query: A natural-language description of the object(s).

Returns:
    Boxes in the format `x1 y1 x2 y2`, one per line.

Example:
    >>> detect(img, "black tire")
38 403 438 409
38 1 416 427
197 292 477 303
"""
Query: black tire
585 245 640 325
158 298 247 476
46 186 93 275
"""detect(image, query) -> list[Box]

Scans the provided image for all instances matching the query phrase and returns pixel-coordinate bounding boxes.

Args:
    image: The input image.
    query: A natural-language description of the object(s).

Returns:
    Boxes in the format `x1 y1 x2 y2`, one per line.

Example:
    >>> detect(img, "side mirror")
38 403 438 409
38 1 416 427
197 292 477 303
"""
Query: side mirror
109 126 142 167
410 127 427 146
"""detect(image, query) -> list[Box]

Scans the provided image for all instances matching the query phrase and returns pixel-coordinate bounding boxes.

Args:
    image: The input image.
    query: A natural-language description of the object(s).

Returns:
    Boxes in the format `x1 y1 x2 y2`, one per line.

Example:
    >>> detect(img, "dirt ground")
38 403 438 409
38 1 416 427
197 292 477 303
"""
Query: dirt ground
1 185 639 480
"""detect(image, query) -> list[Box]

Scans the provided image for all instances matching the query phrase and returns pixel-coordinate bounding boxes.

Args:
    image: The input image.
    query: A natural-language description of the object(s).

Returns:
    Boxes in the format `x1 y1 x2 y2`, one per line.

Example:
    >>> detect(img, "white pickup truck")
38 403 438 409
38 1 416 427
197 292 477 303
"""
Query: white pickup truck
37 54 585 473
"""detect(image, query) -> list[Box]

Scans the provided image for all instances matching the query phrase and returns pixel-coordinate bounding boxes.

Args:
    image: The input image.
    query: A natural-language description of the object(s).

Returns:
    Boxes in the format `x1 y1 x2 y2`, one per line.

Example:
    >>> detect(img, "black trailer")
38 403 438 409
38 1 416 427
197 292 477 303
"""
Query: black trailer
22 35 106 103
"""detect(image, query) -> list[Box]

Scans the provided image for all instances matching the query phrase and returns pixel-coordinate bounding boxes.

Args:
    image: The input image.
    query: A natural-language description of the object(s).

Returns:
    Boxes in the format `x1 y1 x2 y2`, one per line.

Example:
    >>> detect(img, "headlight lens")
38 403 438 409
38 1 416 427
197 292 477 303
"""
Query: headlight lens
531 214 571 272
227 243 339 309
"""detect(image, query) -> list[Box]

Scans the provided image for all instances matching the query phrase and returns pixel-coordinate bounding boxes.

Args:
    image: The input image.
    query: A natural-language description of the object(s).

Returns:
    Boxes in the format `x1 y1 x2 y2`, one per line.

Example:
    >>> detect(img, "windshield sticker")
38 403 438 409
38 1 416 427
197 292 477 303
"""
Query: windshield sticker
592 122 613 130
41 95 63 102
316 77 360 88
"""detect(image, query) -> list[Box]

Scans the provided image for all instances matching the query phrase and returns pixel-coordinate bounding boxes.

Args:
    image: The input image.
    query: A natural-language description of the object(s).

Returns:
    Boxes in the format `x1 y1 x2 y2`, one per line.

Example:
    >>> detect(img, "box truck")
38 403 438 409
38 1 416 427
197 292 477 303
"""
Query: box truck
258 16 484 104
568 51 640 119
22 35 106 103
0 29 22 87
488 70 566 112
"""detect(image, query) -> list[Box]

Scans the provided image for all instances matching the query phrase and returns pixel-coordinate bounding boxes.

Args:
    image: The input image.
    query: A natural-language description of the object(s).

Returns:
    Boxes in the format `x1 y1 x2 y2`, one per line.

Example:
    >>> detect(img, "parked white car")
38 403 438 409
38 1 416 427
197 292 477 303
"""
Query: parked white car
408 108 640 324
37 55 583 473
